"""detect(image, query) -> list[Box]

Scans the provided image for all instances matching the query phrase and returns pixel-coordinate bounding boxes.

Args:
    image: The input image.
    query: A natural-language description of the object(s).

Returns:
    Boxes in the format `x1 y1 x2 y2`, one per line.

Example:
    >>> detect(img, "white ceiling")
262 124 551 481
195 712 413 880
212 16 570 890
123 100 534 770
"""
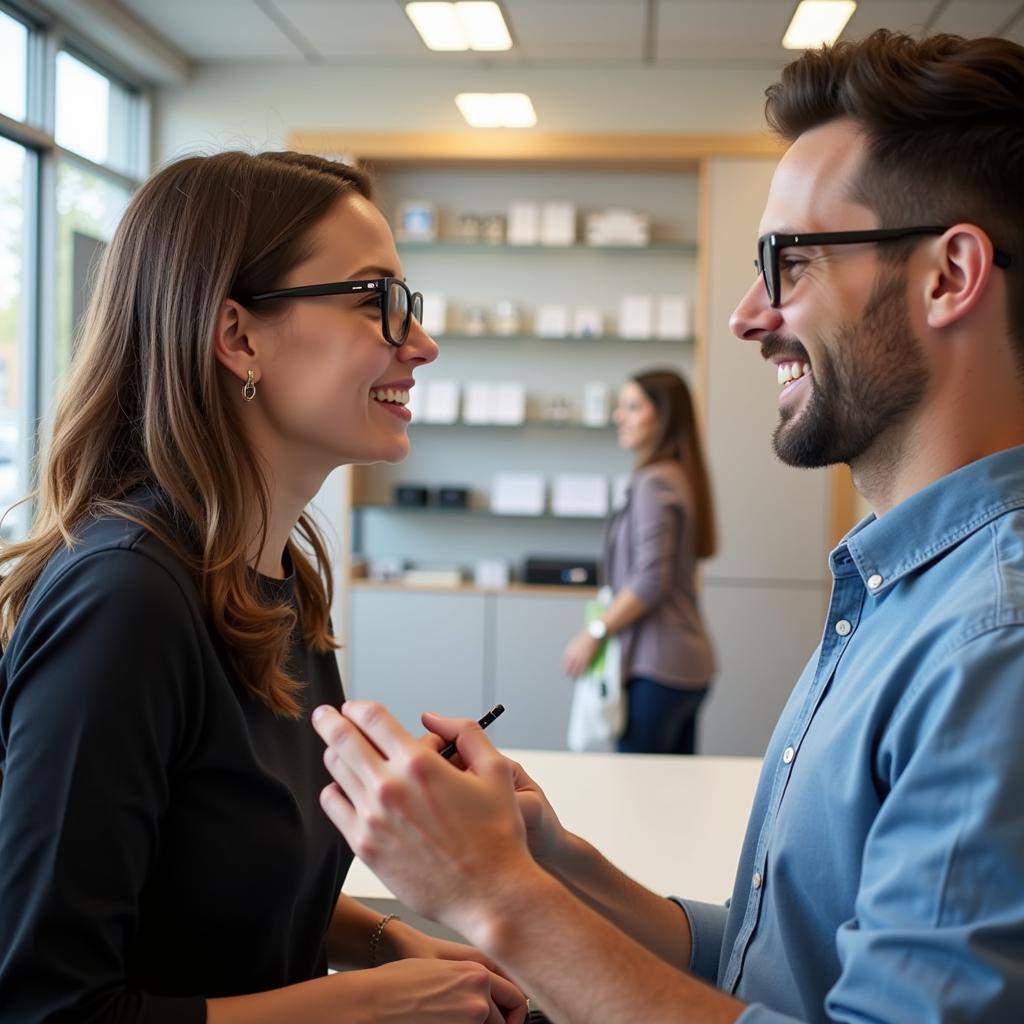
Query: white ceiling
116 0 1024 66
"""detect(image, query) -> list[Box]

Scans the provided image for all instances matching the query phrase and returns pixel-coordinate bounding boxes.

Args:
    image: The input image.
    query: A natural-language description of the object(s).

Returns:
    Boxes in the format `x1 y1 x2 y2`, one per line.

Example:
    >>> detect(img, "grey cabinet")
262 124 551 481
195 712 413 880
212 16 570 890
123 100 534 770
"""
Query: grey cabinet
348 585 589 750
347 587 489 736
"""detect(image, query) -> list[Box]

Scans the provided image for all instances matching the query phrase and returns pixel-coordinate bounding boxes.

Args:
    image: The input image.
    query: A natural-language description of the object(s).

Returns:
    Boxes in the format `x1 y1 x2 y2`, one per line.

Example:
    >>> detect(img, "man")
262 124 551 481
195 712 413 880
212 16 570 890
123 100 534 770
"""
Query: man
313 30 1024 1023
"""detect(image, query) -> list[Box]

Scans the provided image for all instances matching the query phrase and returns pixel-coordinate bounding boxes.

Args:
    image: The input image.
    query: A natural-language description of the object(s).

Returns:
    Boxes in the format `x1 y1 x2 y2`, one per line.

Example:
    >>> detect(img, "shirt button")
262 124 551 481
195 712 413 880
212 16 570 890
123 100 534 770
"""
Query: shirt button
752 871 763 890
783 746 795 764
867 573 883 590
835 619 852 636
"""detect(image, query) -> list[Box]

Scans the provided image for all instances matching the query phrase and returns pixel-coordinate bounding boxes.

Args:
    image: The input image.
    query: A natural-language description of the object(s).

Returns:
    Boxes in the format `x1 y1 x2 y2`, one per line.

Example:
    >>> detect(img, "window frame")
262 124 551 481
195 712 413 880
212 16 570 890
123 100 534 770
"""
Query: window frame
0 0 150 534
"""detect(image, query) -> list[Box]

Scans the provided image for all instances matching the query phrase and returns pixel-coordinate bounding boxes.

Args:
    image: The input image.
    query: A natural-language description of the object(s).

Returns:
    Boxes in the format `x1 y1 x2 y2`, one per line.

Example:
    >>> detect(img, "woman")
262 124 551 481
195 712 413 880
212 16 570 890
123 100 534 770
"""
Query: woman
562 369 716 754
0 151 525 1023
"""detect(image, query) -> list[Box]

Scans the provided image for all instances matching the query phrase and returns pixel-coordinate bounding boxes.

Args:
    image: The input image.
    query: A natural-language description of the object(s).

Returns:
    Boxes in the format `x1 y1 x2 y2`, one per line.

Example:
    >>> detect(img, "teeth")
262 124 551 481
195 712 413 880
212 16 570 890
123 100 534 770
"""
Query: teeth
777 361 811 386
371 388 410 405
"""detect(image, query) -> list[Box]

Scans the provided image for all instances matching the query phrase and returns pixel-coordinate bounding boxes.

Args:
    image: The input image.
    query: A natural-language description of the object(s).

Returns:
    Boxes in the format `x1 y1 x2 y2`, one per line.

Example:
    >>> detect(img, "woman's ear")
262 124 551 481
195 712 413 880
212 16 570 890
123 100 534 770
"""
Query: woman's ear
924 224 996 331
213 298 259 383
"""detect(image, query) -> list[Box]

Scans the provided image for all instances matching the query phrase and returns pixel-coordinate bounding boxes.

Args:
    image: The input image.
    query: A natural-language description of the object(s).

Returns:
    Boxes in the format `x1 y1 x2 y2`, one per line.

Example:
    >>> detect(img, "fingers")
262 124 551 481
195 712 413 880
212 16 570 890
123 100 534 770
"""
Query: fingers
422 710 473 741
342 700 416 760
485 969 529 1024
318 781 357 840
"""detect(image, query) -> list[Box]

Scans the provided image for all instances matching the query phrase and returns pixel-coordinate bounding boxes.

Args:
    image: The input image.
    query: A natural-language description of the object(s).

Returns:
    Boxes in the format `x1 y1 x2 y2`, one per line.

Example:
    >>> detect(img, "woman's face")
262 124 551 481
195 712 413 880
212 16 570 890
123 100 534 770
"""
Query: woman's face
613 381 658 455
245 194 438 474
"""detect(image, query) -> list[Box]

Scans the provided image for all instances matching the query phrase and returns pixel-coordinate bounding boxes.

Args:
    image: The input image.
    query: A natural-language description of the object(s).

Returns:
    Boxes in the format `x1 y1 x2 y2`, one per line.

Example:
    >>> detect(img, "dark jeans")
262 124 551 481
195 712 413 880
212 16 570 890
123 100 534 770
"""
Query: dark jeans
617 676 709 755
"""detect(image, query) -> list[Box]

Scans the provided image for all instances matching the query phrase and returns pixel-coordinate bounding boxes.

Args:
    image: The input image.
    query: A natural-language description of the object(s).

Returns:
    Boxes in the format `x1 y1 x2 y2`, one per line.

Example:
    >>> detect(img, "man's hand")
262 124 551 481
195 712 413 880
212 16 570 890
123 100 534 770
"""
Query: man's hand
313 701 538 941
422 711 573 871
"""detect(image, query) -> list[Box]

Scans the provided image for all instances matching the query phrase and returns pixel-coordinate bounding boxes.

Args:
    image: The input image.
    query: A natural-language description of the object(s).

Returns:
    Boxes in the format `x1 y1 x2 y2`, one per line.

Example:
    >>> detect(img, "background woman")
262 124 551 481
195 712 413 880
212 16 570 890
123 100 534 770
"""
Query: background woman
562 368 716 754
0 150 525 1023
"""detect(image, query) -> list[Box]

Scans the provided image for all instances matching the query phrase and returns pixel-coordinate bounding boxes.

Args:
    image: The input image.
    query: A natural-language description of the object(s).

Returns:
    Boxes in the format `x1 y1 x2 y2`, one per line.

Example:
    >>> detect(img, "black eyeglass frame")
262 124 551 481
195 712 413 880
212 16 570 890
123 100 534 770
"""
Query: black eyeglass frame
238 278 424 347
755 226 1013 308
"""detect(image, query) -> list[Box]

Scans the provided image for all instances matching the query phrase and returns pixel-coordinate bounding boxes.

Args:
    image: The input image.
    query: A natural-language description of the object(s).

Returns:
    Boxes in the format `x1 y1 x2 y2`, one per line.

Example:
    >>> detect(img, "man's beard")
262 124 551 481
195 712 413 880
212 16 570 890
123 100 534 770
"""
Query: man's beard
771 269 929 469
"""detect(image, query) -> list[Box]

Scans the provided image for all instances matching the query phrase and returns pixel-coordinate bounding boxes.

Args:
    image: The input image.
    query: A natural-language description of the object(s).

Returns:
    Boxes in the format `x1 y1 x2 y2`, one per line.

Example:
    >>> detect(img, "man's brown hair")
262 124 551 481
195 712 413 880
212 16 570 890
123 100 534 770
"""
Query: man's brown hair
765 29 1024 365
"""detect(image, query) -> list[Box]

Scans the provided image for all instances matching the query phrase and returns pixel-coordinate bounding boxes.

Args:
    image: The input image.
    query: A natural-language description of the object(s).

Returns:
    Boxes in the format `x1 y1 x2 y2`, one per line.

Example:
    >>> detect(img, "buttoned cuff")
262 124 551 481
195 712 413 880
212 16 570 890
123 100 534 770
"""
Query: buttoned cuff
670 897 727 984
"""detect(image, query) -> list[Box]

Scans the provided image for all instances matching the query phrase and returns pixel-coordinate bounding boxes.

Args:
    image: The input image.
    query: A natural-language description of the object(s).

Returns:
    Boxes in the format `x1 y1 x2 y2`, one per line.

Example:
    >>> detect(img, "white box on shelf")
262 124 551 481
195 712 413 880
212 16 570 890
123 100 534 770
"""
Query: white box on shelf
535 304 570 338
493 382 527 425
584 208 651 247
507 201 540 245
656 296 690 340
552 474 609 517
492 472 546 515
396 200 438 241
618 295 654 339
463 381 495 424
474 558 511 588
582 381 609 426
402 568 463 588
420 292 447 336
540 201 576 245
572 307 604 338
421 379 460 424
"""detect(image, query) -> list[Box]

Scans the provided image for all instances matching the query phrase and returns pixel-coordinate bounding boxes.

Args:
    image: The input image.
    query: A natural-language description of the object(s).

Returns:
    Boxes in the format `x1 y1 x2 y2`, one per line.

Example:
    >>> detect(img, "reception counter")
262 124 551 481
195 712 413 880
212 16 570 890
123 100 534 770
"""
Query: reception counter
344 749 762 907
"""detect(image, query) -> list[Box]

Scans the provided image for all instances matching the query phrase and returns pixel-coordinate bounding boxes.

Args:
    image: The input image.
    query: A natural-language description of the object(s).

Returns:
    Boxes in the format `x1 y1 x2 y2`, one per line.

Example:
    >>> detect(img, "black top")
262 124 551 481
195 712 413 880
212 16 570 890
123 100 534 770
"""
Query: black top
0 497 351 1022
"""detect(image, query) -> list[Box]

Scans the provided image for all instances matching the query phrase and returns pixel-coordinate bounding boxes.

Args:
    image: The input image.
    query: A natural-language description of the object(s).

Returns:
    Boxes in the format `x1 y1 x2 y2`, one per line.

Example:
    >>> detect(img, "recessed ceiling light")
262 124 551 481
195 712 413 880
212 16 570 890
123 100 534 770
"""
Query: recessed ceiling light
455 92 537 128
782 1 857 49
406 2 512 53
455 2 512 51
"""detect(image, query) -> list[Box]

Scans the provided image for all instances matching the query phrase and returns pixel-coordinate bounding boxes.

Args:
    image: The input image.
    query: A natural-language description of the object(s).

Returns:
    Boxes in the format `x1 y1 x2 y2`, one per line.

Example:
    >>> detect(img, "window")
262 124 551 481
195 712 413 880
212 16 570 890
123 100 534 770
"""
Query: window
55 163 131 373
0 137 29 537
0 9 28 122
56 51 140 177
0 6 149 537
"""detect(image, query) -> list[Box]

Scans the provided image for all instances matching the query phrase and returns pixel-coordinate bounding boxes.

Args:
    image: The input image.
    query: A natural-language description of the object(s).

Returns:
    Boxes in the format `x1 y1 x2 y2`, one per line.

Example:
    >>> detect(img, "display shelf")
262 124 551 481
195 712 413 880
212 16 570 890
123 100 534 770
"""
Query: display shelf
431 332 695 345
397 240 697 255
349 578 598 599
407 419 616 431
353 503 609 522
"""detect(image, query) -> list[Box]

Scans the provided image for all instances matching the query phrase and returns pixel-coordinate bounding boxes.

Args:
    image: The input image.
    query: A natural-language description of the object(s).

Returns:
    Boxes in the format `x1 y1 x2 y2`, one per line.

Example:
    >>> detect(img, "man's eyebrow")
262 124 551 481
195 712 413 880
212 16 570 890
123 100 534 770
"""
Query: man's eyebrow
348 265 401 279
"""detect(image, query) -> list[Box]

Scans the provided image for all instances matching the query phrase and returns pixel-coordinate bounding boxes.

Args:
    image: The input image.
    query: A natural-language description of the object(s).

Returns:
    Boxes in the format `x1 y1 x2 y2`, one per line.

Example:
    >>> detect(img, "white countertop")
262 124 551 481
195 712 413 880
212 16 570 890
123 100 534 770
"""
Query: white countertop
343 749 762 905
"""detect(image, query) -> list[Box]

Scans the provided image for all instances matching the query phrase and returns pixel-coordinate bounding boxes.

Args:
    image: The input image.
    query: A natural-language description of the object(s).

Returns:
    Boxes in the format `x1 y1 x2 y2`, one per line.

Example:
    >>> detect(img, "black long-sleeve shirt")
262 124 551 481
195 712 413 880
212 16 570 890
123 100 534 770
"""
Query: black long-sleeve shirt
0 501 351 1022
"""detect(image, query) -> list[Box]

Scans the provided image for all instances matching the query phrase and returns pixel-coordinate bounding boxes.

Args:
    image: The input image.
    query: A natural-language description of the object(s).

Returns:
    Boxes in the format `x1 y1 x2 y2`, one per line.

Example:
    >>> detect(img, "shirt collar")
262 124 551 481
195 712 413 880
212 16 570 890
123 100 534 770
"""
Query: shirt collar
830 445 1024 593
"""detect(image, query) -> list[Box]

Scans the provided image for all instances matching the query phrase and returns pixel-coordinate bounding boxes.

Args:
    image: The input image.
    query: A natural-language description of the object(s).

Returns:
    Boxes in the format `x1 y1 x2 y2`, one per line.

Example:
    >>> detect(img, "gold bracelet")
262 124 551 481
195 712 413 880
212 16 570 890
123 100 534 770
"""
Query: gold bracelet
369 912 400 966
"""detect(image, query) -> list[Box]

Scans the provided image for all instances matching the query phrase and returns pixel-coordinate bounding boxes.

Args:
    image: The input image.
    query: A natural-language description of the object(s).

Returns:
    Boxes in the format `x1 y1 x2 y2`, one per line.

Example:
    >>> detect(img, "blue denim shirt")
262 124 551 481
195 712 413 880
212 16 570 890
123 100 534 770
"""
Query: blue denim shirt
677 446 1024 1023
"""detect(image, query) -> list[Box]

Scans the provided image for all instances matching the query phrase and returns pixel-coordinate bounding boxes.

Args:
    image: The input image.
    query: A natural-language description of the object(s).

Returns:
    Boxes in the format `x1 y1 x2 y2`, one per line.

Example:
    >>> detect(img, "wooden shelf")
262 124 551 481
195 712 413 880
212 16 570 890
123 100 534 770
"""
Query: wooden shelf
398 240 697 254
350 578 598 598
430 333 695 345
353 504 608 522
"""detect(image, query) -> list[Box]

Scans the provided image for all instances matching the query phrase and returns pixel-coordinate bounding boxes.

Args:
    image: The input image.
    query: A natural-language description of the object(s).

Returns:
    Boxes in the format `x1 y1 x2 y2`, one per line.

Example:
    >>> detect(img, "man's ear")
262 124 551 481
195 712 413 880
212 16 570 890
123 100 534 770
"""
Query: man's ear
213 298 259 384
923 224 996 330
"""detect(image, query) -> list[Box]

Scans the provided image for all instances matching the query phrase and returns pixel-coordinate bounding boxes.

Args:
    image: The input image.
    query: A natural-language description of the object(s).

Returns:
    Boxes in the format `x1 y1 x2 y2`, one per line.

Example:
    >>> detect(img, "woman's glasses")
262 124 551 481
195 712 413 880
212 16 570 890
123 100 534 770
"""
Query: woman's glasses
239 278 424 347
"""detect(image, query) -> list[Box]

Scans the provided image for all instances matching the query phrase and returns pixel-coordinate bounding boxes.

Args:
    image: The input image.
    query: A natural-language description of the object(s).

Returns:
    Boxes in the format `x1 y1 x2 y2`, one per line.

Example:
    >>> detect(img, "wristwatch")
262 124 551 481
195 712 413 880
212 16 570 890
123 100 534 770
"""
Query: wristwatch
587 618 609 640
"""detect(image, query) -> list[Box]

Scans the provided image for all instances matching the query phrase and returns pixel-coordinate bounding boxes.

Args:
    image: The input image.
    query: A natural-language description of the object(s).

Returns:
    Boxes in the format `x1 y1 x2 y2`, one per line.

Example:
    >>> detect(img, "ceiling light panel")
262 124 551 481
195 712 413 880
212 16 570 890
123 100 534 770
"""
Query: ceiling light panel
406 2 470 51
455 92 537 128
782 1 857 49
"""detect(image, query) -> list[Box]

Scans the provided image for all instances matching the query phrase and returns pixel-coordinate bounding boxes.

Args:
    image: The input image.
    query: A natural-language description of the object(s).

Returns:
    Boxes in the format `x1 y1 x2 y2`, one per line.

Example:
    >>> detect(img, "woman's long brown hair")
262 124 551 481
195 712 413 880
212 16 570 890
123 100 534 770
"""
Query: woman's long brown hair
633 368 717 559
0 150 372 717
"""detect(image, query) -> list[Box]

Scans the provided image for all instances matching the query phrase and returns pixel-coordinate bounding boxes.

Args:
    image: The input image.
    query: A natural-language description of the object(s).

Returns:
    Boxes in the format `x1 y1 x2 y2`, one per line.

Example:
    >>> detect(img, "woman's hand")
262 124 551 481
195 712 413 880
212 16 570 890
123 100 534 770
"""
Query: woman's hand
562 629 599 679
380 917 501 974
344 958 528 1024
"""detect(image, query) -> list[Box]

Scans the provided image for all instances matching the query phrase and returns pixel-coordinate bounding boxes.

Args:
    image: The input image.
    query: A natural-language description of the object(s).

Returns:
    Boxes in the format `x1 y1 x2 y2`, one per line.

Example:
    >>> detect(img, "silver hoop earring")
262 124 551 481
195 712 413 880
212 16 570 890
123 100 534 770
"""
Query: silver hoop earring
242 370 257 402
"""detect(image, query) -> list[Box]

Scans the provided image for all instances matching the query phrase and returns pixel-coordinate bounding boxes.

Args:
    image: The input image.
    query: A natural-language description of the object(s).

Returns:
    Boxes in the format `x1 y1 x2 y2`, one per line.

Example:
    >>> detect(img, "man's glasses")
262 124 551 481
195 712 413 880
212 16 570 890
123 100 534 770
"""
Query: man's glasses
754 227 1013 308
239 278 424 347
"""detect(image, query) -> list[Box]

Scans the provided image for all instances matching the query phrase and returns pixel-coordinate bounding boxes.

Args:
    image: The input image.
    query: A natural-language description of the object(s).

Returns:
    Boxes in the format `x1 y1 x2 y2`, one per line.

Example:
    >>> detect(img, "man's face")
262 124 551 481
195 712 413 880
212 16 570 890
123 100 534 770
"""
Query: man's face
730 119 929 469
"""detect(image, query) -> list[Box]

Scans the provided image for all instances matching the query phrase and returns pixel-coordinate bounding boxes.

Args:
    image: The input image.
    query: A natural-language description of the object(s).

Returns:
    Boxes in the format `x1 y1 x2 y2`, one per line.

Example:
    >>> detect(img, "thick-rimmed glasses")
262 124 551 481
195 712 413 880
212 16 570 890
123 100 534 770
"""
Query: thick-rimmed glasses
754 227 1013 308
239 278 424 347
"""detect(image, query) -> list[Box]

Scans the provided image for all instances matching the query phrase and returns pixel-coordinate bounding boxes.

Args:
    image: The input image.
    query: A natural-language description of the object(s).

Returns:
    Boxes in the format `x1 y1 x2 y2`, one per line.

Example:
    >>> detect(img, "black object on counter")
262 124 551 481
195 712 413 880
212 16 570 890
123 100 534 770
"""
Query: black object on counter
523 557 599 586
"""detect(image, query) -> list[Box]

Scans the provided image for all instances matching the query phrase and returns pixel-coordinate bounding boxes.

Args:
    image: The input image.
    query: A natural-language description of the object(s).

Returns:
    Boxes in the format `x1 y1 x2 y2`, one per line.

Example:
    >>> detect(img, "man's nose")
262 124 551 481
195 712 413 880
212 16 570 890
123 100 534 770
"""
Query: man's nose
730 276 783 342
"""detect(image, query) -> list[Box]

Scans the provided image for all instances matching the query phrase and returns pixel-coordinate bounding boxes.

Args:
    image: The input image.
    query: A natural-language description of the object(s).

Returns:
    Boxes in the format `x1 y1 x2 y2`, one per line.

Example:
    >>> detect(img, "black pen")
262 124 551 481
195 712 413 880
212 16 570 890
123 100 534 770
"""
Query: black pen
439 704 505 759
